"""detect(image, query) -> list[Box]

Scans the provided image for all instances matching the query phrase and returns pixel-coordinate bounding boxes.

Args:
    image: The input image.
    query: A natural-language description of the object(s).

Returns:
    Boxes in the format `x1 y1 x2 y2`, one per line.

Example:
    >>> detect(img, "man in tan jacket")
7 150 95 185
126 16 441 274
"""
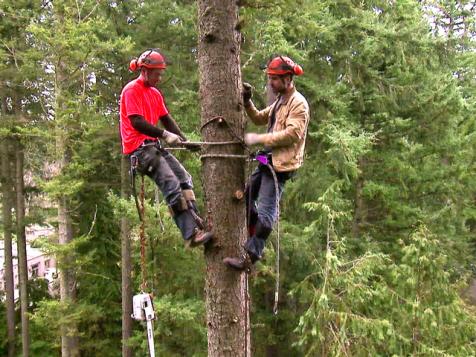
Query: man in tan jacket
224 56 310 271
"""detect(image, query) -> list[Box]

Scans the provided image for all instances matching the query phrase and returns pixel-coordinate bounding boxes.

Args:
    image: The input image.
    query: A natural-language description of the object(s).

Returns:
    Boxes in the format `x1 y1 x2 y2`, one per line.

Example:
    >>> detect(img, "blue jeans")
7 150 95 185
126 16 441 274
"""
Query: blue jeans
131 142 197 240
244 162 294 259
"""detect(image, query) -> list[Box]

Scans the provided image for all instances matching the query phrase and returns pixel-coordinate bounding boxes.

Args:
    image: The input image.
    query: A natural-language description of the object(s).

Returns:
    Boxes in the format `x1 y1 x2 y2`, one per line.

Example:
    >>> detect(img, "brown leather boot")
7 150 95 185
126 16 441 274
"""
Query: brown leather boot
223 254 253 272
189 229 213 247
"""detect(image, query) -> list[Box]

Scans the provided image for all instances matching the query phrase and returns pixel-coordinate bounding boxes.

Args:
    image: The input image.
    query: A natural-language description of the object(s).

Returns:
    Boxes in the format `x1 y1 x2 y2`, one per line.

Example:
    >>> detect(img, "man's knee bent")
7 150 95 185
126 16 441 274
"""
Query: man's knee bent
255 219 272 240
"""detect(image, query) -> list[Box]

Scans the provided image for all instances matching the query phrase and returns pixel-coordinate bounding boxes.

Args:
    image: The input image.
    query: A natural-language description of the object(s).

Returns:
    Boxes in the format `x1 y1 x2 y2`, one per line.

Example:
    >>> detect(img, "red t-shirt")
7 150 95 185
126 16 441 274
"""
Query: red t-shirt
120 77 169 154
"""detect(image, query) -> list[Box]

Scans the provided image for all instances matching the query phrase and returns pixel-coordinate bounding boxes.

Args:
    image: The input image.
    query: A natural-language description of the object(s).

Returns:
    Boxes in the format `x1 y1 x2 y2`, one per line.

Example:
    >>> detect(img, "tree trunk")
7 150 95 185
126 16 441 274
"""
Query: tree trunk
1 137 16 357
58 195 79 357
55 68 80 357
197 1 250 356
120 155 133 357
15 138 30 357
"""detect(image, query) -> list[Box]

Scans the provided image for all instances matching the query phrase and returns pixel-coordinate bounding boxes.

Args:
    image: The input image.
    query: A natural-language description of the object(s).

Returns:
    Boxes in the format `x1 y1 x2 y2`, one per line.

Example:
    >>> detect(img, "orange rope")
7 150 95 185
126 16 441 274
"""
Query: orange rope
139 175 147 292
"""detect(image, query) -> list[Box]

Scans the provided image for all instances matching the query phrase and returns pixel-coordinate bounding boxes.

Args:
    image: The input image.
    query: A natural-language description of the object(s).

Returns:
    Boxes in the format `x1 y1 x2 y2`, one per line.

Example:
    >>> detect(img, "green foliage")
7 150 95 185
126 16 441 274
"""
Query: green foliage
151 295 206 356
1 0 475 355
126 295 206 356
294 216 476 356
30 299 106 356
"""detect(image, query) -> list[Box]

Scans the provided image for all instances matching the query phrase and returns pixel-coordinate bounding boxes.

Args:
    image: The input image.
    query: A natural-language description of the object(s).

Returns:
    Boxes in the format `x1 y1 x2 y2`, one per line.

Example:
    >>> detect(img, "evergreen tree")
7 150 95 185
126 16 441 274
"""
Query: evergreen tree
197 0 250 355
1 1 475 355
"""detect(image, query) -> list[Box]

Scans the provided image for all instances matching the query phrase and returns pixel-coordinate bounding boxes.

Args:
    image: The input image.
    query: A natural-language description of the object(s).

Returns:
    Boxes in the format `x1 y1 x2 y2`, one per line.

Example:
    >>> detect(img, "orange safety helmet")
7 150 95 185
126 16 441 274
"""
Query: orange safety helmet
129 49 167 71
266 56 303 76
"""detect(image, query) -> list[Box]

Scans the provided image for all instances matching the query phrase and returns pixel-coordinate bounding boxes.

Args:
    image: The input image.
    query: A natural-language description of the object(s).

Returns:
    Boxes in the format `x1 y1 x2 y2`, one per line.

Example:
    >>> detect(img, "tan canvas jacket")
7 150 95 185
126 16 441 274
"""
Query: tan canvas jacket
245 87 310 172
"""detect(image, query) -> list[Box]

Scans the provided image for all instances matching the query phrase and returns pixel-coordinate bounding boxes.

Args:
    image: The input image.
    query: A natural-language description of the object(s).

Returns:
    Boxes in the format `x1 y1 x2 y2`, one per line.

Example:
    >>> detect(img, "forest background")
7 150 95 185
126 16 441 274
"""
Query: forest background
1 0 476 356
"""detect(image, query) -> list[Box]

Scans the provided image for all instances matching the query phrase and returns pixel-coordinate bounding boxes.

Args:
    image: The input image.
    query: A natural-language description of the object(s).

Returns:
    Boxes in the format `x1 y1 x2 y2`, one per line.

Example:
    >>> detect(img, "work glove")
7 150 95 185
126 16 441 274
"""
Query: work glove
243 82 252 105
244 133 263 146
162 130 183 146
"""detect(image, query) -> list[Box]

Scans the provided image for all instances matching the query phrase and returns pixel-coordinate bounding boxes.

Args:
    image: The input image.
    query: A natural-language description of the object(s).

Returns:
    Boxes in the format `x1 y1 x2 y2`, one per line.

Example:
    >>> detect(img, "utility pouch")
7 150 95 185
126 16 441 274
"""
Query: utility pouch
168 196 188 217
133 143 161 175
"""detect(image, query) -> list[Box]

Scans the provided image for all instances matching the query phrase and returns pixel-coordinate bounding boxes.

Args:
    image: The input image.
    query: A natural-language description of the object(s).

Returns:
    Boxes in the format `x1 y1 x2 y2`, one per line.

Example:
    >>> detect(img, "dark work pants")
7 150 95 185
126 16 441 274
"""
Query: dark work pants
131 142 197 240
244 163 294 260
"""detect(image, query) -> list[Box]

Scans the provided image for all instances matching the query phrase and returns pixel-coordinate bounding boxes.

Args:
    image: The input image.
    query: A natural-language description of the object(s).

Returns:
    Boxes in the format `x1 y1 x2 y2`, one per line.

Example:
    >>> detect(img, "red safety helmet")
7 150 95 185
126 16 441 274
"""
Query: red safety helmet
129 49 167 71
266 56 303 76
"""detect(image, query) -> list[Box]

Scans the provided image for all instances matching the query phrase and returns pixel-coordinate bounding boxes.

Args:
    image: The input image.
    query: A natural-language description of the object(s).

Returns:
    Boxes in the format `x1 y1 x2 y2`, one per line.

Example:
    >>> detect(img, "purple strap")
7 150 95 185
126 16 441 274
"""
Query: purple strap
255 154 268 165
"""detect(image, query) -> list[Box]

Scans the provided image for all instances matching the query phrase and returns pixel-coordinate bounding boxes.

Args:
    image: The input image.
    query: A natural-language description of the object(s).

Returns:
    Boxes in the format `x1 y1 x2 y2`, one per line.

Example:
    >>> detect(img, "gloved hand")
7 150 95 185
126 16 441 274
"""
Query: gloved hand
243 82 252 105
162 130 183 146
244 133 263 146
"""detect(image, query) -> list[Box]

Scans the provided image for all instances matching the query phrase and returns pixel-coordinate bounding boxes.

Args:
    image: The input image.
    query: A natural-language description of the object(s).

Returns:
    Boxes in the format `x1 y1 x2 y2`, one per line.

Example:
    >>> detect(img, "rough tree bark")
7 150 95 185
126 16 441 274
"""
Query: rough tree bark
197 1 250 356
120 154 133 357
1 137 16 357
15 137 30 357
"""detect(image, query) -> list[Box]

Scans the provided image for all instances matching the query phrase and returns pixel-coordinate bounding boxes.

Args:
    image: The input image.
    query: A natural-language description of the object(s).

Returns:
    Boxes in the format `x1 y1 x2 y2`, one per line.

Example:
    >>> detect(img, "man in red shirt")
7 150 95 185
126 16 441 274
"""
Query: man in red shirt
120 49 212 247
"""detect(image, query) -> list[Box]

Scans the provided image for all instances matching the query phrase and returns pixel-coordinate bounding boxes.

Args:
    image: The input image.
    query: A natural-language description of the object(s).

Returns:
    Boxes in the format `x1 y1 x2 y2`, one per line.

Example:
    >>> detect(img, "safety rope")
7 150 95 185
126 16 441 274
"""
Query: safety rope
130 156 156 357
200 116 247 149
200 153 249 160
199 116 251 161
164 141 249 160
130 157 149 292
244 154 253 357
244 273 250 357
263 162 280 315
164 140 243 151
139 175 148 292
187 140 242 146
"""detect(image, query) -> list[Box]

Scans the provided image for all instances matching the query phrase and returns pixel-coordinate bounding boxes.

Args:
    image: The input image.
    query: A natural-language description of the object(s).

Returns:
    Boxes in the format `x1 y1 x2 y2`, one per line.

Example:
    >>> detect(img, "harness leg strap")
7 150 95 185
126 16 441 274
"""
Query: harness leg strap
182 189 205 229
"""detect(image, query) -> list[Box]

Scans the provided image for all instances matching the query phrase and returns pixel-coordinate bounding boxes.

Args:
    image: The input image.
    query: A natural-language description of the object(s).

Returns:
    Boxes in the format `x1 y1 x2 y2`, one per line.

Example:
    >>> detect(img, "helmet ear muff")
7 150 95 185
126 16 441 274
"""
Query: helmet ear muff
129 59 139 72
293 64 304 76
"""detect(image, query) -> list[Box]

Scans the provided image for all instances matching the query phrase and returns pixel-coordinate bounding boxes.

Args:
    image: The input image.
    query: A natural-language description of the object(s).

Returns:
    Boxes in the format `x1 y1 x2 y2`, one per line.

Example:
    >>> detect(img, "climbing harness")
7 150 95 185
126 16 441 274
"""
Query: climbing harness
129 140 160 222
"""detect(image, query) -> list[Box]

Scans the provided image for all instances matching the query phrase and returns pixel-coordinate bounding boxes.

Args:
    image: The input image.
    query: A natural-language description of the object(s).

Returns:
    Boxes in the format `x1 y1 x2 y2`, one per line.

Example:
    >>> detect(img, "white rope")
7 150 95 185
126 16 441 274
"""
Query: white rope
264 163 280 315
